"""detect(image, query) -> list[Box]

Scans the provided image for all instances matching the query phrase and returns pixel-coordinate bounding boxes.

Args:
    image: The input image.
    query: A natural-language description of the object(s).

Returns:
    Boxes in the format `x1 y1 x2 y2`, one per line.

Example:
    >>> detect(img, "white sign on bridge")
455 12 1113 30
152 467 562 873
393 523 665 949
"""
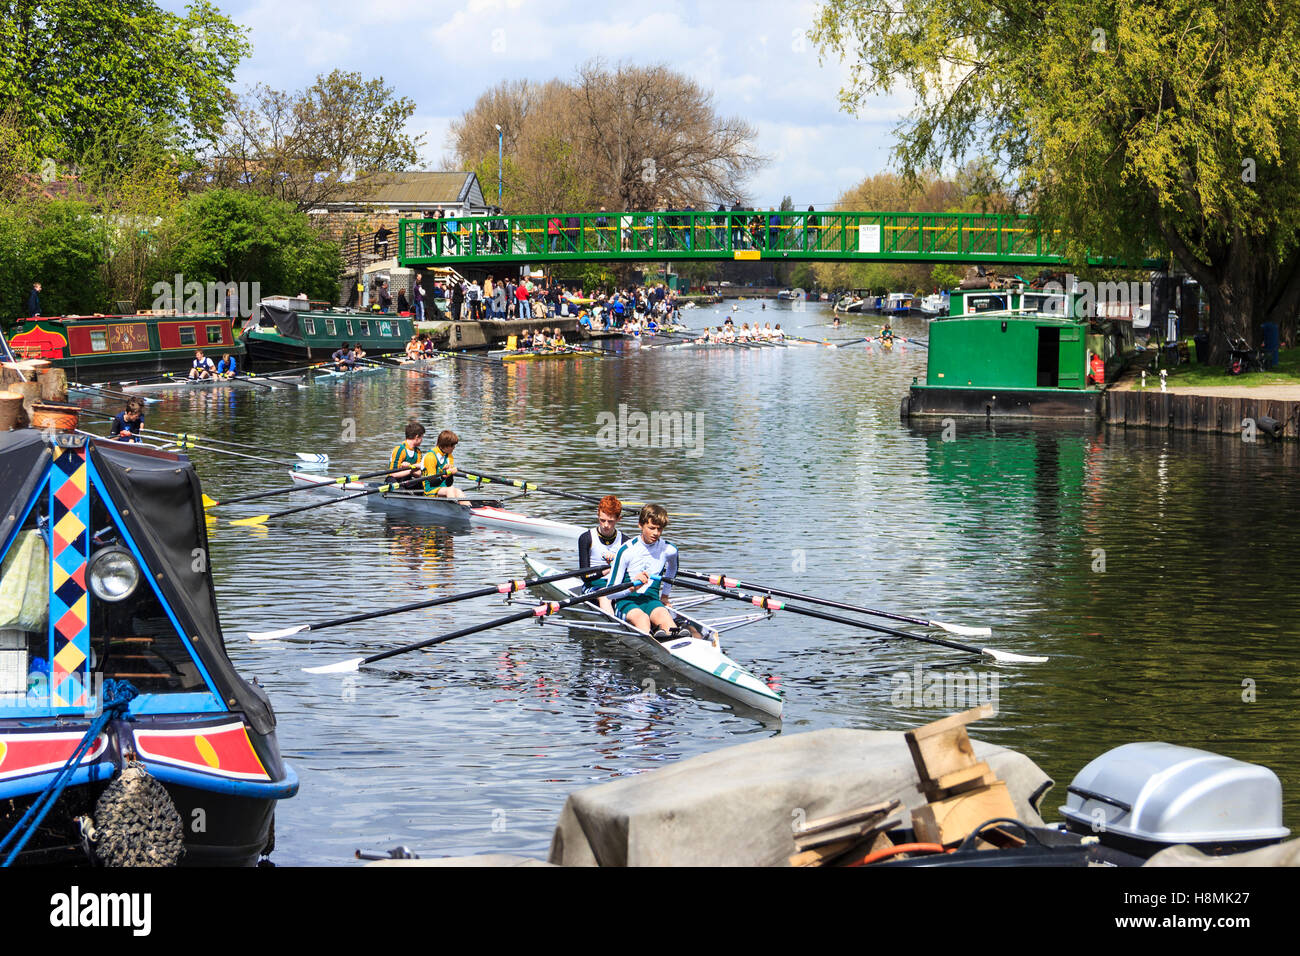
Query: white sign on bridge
858 224 881 254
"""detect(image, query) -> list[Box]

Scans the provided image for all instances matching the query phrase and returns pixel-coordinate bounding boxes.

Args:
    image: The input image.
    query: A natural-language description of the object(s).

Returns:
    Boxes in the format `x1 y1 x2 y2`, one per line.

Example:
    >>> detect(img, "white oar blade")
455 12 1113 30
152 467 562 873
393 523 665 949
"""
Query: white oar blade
296 452 330 464
248 624 309 642
981 647 1049 664
934 621 993 638
304 656 366 674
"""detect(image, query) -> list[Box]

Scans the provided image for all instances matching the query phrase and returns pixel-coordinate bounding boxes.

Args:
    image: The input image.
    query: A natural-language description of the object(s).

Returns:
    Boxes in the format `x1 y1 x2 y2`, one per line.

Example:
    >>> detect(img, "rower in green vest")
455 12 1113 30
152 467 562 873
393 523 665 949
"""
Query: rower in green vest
388 422 426 484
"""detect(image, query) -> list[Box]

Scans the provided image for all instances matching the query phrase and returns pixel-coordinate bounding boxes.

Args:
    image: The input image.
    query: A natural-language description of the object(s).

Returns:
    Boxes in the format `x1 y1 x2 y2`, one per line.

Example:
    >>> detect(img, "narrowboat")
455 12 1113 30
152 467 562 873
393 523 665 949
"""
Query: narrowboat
901 285 1130 420
241 301 415 365
7 313 245 383
0 417 297 866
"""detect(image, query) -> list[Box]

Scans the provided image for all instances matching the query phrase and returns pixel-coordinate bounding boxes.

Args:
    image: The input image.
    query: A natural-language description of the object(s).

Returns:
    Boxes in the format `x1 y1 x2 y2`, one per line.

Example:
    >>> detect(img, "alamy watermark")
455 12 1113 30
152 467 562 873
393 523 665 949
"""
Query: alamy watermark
890 663 999 712
1039 274 1152 319
595 403 704 458
150 274 260 318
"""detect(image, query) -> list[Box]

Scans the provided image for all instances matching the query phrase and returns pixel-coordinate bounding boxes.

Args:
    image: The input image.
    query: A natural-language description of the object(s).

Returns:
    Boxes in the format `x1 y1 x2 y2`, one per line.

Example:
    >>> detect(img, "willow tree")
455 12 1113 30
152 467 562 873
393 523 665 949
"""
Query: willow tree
812 0 1300 354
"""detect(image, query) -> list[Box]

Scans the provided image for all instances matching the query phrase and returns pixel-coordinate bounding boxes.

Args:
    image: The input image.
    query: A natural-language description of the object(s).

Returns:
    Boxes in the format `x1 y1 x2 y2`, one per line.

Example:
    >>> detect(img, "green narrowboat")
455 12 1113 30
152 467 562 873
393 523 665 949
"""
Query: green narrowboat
902 287 1113 420
6 314 245 382
240 302 415 365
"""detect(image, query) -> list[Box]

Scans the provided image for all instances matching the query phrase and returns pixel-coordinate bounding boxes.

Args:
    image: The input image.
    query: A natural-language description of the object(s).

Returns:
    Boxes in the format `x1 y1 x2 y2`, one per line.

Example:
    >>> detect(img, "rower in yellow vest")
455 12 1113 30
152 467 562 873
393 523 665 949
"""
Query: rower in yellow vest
388 423 426 486
420 430 468 501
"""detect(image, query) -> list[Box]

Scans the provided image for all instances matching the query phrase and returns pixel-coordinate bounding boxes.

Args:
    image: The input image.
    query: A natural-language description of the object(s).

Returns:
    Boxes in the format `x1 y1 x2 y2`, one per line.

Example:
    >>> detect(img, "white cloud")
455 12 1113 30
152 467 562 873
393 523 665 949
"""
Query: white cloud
164 0 912 200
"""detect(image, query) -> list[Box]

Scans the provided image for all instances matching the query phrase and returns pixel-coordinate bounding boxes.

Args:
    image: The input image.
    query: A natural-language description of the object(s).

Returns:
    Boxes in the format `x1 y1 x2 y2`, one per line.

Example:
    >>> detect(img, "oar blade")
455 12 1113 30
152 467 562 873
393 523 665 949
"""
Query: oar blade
934 621 994 638
296 452 330 464
228 514 270 527
202 493 219 509
304 657 366 675
248 624 309 642
981 647 1049 664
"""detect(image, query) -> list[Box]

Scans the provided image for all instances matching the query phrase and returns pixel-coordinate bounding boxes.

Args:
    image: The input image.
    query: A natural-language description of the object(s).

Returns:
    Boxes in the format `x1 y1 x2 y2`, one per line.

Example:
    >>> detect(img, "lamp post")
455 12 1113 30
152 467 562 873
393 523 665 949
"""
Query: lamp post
494 124 503 207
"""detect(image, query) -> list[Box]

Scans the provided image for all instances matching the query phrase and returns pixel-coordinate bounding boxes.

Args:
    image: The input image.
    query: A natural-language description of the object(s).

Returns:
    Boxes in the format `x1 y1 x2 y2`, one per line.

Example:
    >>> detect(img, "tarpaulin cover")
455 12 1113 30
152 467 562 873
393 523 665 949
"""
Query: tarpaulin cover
259 302 301 340
548 728 1053 866
0 430 50 557
1144 838 1300 867
88 439 275 735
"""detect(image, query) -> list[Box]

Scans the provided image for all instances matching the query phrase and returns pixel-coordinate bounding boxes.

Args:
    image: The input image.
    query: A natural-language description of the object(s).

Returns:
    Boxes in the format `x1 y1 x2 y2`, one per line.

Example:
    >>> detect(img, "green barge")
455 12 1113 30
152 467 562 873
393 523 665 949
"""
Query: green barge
240 301 415 365
901 287 1127 420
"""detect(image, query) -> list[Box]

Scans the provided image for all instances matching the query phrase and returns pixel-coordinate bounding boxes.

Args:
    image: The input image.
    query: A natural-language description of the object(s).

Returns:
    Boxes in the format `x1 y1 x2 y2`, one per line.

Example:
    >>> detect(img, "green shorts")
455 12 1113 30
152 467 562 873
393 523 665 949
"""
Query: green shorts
615 594 666 619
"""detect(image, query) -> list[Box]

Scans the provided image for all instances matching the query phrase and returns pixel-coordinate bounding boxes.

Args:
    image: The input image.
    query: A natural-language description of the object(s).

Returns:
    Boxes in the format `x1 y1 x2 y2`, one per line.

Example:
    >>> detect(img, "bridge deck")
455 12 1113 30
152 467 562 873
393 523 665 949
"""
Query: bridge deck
398 209 1070 267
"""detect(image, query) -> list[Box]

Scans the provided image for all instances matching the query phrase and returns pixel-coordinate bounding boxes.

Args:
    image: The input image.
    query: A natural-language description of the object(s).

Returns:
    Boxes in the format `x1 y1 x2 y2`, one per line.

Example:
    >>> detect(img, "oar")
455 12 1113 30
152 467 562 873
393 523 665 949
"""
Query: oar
227 474 431 526
141 429 328 465
249 563 608 641
69 381 159 404
203 468 399 509
677 570 992 638
832 338 869 349
302 580 631 674
460 469 690 513
672 578 1047 664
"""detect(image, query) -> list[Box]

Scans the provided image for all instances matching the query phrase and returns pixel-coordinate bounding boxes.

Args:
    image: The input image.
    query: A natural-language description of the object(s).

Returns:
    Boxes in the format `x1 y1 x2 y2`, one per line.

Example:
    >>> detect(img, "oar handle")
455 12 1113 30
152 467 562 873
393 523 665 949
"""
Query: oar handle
679 569 930 631
361 580 628 665
256 474 426 520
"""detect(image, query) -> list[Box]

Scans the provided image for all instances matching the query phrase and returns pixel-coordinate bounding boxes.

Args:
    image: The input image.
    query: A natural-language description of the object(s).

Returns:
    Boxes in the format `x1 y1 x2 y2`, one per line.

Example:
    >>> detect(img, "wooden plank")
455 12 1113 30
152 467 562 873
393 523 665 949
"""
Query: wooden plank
904 704 992 784
794 815 899 852
911 781 1019 847
789 827 896 868
793 799 899 838
921 761 997 801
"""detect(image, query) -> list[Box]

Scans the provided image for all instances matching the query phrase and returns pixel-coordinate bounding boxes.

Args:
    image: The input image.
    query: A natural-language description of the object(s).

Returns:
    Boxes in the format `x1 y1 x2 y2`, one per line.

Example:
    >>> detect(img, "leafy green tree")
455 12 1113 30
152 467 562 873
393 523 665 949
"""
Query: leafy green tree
811 0 1300 354
0 1 248 164
168 189 342 300
0 198 106 324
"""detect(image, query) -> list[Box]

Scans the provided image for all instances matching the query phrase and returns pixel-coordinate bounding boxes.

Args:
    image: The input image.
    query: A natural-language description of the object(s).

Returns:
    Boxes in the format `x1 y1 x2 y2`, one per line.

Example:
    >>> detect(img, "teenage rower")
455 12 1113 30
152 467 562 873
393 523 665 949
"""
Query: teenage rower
419 430 467 502
332 342 355 370
188 349 216 379
388 422 426 481
578 495 625 590
108 398 145 443
602 503 680 641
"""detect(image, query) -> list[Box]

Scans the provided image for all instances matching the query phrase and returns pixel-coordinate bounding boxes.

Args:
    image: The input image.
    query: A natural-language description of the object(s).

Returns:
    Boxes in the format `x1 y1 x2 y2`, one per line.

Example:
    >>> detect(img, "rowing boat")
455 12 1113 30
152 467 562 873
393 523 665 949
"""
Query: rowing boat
488 348 602 362
287 472 584 538
312 364 390 380
115 374 303 394
522 554 783 718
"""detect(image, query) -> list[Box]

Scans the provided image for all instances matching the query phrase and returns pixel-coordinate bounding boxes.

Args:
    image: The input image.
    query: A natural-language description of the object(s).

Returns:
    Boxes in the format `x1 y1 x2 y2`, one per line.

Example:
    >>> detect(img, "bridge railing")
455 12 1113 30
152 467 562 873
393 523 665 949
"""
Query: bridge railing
398 209 1058 263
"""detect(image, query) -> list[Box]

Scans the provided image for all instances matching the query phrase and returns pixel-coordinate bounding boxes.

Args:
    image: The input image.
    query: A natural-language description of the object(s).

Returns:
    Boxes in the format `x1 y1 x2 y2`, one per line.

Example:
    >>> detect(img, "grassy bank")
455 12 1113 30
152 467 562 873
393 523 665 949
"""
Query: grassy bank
1159 344 1300 388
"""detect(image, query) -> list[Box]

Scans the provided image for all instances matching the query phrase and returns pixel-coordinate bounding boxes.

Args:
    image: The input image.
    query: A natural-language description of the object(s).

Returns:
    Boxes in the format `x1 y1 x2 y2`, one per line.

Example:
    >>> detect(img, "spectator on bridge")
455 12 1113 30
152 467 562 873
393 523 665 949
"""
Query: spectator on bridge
595 207 610 251
565 216 580 251
547 217 561 252
730 202 746 248
443 211 459 254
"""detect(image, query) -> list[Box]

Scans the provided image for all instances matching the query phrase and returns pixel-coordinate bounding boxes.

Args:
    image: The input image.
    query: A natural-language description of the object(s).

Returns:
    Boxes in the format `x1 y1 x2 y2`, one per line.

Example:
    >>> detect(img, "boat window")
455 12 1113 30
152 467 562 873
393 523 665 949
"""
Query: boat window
359 321 370 336
206 325 223 344
379 321 393 336
89 330 109 352
303 318 316 335
346 321 355 335
178 326 196 345
325 319 336 336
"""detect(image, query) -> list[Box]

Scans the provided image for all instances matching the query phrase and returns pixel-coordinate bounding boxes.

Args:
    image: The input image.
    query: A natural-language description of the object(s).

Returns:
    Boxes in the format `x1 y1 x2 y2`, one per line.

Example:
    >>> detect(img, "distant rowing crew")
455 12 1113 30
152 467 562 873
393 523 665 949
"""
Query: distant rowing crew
692 321 786 344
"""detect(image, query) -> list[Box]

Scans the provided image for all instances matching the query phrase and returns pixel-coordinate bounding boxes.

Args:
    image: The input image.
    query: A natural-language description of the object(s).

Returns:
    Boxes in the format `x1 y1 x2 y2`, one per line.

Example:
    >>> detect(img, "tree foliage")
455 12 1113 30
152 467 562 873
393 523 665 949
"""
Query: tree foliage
170 189 342 299
450 62 765 212
203 70 424 211
0 0 248 163
811 0 1300 350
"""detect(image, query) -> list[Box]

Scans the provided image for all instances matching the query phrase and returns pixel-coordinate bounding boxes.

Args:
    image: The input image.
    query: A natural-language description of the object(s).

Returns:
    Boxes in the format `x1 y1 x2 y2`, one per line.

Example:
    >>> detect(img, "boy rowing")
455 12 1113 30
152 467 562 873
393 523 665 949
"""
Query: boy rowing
578 495 625 590
388 422 425 483
419 429 468 503
601 503 682 641
188 349 216 379
108 398 145 442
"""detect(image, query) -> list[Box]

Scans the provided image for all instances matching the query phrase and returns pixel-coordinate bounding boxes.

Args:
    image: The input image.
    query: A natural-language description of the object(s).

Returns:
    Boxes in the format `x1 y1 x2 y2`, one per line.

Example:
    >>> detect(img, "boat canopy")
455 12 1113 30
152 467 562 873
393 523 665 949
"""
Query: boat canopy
0 429 276 734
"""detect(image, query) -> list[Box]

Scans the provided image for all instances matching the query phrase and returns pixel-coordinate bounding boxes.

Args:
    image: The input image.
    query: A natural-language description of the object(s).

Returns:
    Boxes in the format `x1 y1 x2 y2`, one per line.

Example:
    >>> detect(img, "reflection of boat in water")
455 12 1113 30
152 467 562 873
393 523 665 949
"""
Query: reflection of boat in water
522 554 783 719
0 421 297 865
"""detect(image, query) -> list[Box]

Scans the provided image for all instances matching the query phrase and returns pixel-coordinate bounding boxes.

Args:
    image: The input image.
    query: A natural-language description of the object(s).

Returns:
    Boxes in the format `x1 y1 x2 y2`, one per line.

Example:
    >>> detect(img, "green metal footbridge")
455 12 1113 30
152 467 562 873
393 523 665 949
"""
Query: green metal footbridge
398 209 1082 268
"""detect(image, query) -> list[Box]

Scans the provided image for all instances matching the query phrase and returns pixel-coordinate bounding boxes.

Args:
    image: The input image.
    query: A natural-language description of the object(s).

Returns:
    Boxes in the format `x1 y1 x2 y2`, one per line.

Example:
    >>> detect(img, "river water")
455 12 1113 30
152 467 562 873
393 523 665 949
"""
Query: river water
104 300 1300 863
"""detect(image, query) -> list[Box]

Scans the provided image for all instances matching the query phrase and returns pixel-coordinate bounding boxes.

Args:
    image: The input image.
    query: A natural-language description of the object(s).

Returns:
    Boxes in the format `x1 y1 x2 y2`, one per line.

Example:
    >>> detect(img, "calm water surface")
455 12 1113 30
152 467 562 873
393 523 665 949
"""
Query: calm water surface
99 300 1300 863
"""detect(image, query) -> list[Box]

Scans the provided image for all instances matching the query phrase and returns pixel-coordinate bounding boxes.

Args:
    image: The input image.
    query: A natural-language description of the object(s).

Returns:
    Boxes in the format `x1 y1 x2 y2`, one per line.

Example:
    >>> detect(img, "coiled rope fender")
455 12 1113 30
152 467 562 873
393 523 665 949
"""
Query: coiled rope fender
90 764 185 867
0 679 138 867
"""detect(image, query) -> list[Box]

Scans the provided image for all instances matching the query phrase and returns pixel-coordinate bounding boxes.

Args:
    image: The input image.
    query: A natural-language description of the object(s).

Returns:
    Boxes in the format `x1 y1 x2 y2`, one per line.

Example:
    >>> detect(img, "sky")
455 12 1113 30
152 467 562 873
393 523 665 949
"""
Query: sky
162 0 913 208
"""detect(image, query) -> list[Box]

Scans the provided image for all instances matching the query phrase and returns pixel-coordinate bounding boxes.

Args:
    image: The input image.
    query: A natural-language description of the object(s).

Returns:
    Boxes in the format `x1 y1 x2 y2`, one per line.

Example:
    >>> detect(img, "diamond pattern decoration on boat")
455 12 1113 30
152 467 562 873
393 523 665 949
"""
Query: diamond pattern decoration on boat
48 446 90 709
